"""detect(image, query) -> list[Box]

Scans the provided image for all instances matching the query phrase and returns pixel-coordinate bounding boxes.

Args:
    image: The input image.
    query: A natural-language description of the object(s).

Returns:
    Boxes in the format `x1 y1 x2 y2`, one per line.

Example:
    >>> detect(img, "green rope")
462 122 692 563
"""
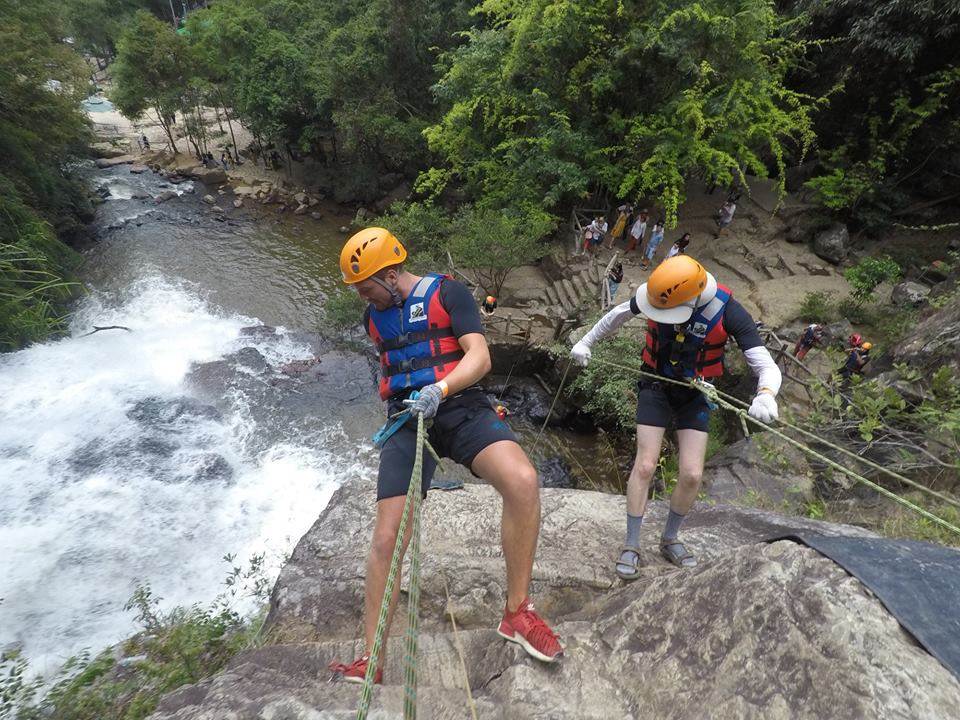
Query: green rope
587 358 960 538
356 415 427 720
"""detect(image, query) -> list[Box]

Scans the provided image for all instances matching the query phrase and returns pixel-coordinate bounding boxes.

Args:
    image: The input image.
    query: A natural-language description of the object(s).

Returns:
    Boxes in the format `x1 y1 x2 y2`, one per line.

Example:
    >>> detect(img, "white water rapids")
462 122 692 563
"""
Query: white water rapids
0 274 370 672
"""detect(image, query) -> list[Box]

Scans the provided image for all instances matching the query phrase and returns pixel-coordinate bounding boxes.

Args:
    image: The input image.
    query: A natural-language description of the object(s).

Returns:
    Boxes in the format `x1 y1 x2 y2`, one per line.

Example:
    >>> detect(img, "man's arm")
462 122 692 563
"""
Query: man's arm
443 332 491 394
571 299 639 365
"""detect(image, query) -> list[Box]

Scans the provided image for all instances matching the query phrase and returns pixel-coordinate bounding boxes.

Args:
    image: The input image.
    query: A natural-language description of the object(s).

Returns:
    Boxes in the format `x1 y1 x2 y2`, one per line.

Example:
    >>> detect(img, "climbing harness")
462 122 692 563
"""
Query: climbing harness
372 391 419 448
357 414 430 720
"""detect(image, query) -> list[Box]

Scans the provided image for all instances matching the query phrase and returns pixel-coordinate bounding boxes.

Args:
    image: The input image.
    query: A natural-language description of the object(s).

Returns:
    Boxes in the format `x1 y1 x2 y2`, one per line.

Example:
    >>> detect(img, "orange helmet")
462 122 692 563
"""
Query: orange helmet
861 342 873 351
485 295 496 305
636 255 714 323
340 227 407 284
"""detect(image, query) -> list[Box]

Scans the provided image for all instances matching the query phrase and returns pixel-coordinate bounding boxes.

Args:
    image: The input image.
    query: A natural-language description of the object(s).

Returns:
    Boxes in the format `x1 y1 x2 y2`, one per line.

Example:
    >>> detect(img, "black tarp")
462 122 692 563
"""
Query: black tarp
768 533 960 681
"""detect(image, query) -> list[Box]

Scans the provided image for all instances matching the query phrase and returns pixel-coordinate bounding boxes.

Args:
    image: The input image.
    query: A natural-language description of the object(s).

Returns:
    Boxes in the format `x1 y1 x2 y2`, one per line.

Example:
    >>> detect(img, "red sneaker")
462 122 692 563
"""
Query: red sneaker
497 598 563 662
328 656 382 684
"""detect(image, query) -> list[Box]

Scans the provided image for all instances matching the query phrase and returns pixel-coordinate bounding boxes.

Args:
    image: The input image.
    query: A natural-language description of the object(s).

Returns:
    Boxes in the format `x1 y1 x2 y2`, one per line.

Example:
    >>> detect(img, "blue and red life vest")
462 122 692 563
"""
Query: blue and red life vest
641 284 732 379
366 273 463 400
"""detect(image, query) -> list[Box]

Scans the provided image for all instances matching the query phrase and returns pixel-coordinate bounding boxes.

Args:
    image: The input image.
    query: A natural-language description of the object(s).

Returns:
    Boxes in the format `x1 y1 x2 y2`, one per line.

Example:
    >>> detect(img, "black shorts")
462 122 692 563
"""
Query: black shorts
377 388 518 501
635 379 713 432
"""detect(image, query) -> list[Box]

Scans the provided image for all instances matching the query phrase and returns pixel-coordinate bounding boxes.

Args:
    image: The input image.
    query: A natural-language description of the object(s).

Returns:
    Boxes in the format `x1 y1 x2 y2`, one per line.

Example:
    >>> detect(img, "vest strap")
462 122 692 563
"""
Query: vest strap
383 350 465 377
376 326 456 352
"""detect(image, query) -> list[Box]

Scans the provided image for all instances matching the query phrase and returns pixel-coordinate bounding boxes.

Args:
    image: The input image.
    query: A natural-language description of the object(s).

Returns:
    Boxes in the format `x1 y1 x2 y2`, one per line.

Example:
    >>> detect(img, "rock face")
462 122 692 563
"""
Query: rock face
890 281 930 307
704 437 813 509
147 481 960 719
187 166 228 184
893 292 960 374
813 223 850 264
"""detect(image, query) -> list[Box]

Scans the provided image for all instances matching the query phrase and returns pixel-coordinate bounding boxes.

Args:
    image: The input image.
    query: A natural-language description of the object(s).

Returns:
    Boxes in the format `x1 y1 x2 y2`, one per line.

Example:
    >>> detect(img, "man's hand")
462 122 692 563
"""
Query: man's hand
748 393 778 424
571 340 592 367
404 384 444 419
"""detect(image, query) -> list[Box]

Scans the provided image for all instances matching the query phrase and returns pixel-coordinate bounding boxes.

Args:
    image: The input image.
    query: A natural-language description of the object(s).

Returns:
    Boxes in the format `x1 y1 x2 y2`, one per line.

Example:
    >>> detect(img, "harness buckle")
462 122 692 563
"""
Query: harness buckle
396 332 410 346
398 358 414 372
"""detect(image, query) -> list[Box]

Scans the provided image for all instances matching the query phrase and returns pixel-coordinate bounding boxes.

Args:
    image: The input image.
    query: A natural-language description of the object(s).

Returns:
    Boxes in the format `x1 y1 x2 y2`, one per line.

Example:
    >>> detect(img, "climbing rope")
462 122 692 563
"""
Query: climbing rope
571 357 960 538
357 415 429 720
531 357 573 452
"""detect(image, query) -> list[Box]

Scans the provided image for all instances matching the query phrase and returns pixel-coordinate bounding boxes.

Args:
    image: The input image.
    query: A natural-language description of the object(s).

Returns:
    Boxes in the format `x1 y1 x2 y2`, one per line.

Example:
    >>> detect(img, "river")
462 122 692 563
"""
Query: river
0 164 376 672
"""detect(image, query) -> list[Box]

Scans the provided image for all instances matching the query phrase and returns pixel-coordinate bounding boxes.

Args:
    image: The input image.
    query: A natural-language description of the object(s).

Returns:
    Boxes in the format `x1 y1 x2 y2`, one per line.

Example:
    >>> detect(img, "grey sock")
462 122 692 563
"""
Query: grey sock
662 509 687 542
624 513 643 548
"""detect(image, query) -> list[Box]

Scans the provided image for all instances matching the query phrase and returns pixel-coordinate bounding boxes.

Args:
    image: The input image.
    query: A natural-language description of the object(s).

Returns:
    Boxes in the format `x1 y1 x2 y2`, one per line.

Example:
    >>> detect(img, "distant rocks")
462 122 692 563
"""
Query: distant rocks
813 223 850 264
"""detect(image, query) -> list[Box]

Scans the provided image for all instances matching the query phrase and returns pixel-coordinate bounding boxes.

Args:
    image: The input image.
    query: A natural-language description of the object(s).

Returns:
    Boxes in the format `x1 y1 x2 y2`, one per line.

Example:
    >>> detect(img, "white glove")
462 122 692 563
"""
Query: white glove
748 392 778 424
571 340 592 367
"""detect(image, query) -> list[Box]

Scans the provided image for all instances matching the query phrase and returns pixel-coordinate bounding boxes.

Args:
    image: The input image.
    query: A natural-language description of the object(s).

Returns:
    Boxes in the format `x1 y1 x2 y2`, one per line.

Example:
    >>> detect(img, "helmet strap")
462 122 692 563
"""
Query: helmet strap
370 274 403 307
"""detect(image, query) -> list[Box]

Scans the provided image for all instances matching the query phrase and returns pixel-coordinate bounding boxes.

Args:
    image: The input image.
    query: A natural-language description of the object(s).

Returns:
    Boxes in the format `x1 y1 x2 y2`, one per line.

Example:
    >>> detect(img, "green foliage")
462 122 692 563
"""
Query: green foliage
792 2 960 228
371 202 454 273
323 288 367 331
421 0 815 224
3 555 270 720
843 256 901 307
447 206 553 297
797 290 837 323
568 334 644 432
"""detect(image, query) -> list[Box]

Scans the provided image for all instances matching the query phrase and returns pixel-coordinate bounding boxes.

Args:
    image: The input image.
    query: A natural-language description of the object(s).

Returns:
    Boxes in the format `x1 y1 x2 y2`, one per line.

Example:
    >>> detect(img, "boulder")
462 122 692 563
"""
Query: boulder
293 192 308 205
785 225 809 244
310 211 323 221
91 143 128 159
202 194 216 205
233 186 256 197
131 191 150 200
293 203 308 215
704 437 813 510
892 292 960 373
154 190 178 203
813 223 850 264
94 155 136 168
210 205 224 214
890 281 930 307
355 207 373 224
233 198 244 209
128 164 149 174
147 481 960 720
187 166 227 184
821 319 855 348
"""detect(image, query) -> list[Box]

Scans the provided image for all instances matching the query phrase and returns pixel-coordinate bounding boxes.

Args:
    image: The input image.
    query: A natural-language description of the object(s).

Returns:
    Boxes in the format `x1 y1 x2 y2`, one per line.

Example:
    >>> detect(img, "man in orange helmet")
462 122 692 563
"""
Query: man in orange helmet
570 255 782 577
329 228 562 685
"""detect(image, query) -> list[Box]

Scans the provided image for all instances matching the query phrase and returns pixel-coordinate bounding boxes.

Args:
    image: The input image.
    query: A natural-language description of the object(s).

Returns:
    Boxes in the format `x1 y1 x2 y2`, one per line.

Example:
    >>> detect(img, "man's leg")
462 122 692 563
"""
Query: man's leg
660 428 709 567
471 440 540 613
616 424 666 577
363 496 414 666
471 438 562 662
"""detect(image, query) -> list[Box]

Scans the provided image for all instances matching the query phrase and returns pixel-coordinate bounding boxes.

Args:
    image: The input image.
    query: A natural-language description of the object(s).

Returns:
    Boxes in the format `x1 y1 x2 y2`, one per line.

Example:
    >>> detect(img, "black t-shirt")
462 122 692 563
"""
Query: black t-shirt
362 277 484 339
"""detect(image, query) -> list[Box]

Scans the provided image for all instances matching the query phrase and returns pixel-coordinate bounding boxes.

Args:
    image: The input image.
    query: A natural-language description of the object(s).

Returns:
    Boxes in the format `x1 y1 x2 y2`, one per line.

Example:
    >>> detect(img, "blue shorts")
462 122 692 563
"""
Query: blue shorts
377 389 518 501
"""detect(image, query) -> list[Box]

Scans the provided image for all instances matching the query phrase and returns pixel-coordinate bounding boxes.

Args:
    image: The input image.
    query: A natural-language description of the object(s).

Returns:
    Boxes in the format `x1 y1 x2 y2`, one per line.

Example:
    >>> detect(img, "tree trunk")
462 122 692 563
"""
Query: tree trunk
213 105 225 133
154 102 178 154
215 88 240 162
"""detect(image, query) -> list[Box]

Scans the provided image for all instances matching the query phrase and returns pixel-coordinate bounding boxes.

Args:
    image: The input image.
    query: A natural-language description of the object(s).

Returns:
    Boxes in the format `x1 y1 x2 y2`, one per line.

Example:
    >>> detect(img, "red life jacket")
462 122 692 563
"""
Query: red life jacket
641 284 732 379
366 273 463 400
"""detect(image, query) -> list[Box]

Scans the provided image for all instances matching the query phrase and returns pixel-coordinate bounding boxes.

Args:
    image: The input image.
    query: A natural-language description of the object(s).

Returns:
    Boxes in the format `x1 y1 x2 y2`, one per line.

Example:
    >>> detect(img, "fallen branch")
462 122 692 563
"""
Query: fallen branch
80 325 132 337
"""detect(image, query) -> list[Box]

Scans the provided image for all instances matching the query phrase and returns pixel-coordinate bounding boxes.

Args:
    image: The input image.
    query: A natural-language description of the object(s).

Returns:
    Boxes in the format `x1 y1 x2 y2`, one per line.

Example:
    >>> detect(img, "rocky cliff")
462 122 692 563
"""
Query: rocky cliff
147 478 960 719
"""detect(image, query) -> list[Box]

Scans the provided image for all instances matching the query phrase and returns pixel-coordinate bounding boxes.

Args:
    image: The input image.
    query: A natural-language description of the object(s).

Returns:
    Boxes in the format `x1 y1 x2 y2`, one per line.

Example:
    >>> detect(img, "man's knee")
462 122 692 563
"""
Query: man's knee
505 462 539 504
677 465 704 490
633 455 659 480
370 514 403 561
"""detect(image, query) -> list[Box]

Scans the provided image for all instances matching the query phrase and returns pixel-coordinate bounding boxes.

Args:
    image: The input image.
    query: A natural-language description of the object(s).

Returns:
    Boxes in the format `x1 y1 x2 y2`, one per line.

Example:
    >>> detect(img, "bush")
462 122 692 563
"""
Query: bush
567 334 644 432
798 291 838 323
370 202 453 274
843 255 902 307
3 556 269 720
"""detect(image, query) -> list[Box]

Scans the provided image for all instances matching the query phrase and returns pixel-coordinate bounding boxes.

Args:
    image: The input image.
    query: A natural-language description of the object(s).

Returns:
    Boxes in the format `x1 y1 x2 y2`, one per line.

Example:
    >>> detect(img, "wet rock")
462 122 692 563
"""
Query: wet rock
136 437 179 458
235 347 268 373
210 206 224 214
293 192 307 205
131 191 150 200
813 223 850 264
354 207 373 224
94 155 135 169
128 164 149 174
234 186 255 196
890 281 930 307
127 396 222 427
202 194 216 205
293 203 308 215
310 211 322 220
339 225 349 233
537 456 576 488
154 190 178 203
180 453 234 485
233 198 244 209
493 377 571 425
240 325 278 339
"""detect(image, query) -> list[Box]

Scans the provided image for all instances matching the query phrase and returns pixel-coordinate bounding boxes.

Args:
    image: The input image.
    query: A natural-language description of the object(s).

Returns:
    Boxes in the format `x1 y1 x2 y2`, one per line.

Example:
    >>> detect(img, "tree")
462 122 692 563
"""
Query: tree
448 206 553 297
420 0 815 225
844 256 901 307
111 11 190 153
